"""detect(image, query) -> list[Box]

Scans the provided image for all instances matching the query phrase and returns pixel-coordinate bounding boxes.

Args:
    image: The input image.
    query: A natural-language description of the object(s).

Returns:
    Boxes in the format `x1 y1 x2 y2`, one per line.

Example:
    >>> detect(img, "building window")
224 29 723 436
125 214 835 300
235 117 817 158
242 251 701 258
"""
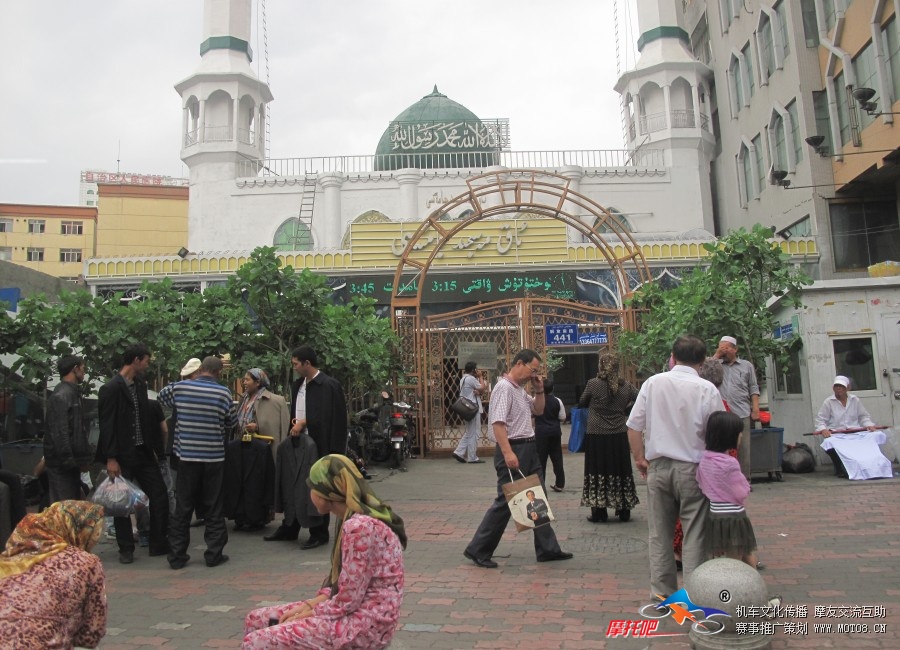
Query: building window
0 247 11 261
771 112 787 171
737 144 755 204
822 0 836 33
774 347 803 394
752 134 766 195
27 219 45 234
885 17 900 104
757 13 776 80
800 0 819 47
829 201 900 271
26 248 44 262
59 249 82 263
853 41 878 130
775 2 790 57
61 221 84 235
787 100 803 164
741 42 755 98
832 336 877 391
834 71 851 145
0 218 11 233
813 90 833 152
729 55 744 114
273 218 313 251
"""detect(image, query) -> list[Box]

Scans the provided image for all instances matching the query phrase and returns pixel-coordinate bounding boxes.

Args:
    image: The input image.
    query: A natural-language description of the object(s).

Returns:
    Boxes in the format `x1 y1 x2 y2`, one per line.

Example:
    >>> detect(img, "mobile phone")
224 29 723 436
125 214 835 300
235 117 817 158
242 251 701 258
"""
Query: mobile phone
268 617 279 627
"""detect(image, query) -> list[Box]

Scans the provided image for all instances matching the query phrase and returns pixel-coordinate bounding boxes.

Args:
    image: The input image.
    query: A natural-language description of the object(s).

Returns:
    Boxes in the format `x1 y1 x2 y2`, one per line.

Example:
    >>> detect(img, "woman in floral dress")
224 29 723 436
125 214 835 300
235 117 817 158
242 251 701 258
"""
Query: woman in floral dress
243 454 406 649
0 500 107 649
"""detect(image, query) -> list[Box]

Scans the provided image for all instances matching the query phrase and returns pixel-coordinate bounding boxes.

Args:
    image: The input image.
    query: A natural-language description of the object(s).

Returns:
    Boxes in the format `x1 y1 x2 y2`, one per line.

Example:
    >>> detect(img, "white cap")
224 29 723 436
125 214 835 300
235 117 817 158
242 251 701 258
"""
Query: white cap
180 357 201 377
719 336 737 346
833 375 850 388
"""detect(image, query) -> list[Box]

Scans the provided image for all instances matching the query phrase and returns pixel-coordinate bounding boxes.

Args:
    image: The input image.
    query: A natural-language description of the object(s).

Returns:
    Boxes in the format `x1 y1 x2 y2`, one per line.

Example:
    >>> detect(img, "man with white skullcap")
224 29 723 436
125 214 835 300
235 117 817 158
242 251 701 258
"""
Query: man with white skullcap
714 336 759 479
814 375 891 479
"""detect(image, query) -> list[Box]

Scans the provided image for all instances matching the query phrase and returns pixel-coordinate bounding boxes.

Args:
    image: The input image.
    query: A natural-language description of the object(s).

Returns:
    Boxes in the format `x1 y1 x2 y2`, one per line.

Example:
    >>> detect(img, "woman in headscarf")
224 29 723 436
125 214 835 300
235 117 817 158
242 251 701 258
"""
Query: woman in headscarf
0 501 107 649
578 352 640 523
242 454 406 649
235 368 290 449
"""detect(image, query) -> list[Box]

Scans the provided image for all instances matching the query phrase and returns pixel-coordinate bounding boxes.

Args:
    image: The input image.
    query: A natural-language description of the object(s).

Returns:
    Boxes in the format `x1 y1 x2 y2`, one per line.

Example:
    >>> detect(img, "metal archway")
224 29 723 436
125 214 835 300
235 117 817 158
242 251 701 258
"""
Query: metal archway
389 169 652 454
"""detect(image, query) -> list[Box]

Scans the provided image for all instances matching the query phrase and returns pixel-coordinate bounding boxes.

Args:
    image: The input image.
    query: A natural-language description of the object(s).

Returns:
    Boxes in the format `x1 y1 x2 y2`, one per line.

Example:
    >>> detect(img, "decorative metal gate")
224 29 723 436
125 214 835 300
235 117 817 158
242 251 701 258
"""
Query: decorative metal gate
389 169 653 454
422 298 625 452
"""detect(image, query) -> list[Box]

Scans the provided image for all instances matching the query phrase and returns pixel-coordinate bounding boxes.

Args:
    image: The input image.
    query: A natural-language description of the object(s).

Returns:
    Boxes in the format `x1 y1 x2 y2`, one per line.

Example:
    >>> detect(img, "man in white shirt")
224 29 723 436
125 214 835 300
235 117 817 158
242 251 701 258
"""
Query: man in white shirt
627 335 725 598
815 375 891 480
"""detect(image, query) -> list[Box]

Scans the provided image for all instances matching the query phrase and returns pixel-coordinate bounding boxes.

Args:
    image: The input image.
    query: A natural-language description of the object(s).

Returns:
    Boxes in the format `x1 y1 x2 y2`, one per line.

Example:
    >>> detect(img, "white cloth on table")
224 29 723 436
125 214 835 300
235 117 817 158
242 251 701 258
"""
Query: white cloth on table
820 431 893 480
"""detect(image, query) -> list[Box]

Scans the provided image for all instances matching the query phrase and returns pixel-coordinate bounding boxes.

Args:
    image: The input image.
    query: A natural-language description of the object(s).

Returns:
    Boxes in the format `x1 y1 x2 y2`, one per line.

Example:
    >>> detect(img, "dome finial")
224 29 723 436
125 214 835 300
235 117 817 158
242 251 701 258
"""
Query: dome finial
426 85 446 98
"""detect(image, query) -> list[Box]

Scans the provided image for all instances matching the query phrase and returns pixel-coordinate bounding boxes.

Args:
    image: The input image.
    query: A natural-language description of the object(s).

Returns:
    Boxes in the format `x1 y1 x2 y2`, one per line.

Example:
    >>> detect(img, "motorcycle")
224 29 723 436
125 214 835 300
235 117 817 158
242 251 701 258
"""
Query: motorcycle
350 390 411 469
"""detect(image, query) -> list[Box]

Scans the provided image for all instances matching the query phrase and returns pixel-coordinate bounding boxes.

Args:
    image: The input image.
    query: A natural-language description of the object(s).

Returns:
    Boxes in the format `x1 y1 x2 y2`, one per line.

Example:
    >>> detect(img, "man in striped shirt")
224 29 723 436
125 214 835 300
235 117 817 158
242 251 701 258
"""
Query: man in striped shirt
158 356 237 570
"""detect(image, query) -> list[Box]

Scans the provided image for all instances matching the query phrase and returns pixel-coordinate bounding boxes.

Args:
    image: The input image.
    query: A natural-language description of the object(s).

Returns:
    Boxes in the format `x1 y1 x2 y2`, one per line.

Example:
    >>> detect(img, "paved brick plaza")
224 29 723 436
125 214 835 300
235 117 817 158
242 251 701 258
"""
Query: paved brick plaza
93 447 899 649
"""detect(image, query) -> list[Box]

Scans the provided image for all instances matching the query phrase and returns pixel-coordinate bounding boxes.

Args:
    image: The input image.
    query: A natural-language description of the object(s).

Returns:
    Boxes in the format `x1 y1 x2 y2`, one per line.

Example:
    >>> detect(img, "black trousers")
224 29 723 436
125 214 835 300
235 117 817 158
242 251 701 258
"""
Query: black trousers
536 434 565 489
825 448 849 478
0 469 27 529
112 446 169 554
46 466 83 503
464 439 563 561
169 459 227 565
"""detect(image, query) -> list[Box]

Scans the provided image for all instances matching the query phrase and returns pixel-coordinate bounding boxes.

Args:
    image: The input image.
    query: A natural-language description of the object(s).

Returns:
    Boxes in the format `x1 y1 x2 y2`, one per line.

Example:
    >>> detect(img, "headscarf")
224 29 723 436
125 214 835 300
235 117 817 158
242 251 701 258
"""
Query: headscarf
237 368 270 431
0 500 104 579
597 352 624 395
307 454 407 593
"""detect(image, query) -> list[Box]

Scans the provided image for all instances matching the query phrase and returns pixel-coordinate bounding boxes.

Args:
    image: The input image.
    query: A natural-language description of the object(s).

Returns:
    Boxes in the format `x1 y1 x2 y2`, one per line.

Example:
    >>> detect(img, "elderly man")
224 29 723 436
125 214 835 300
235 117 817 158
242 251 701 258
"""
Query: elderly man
714 336 760 480
815 375 892 480
627 335 725 598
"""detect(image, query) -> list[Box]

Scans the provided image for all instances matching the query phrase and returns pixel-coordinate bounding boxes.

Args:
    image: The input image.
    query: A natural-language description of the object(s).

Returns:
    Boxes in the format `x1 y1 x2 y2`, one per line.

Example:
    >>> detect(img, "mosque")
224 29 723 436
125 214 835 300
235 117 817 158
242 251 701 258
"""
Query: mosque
84 0 900 460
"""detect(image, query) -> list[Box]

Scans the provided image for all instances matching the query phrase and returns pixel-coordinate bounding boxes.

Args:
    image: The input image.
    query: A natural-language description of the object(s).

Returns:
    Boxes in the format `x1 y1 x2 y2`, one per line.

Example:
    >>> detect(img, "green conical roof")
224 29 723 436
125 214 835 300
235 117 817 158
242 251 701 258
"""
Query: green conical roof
374 86 498 170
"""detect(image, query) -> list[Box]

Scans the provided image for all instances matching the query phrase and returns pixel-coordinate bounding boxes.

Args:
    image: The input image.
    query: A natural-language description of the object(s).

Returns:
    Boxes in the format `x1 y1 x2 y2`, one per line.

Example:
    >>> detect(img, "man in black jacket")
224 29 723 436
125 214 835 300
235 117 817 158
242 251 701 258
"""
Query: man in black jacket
264 345 347 548
97 343 169 564
45 355 92 503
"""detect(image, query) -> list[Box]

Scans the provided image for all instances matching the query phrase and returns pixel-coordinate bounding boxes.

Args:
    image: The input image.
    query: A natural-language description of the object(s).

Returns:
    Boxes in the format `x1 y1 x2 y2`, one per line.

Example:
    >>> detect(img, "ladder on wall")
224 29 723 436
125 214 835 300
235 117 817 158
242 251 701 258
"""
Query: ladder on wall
296 173 317 245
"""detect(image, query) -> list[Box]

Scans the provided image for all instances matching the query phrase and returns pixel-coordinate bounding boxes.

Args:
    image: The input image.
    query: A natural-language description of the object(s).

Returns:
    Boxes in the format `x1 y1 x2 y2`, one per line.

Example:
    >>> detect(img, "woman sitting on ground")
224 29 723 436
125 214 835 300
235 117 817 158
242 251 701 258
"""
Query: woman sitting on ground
242 454 407 649
0 501 107 649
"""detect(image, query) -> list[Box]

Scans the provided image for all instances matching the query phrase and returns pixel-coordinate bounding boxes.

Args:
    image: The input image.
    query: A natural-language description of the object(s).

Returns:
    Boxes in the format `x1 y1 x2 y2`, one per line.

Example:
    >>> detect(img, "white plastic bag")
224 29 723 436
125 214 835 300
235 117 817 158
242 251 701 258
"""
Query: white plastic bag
89 471 149 517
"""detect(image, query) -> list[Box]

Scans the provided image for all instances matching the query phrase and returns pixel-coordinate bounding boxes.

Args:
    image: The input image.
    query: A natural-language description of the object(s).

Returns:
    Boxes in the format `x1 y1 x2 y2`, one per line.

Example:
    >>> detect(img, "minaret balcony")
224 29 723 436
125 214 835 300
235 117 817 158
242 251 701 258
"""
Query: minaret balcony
634 109 710 137
183 126 257 148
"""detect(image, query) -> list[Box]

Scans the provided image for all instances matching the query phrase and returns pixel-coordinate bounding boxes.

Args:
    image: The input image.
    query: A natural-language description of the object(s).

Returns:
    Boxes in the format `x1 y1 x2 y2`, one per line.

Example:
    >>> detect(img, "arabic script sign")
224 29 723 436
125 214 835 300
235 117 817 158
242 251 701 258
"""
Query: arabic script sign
390 120 503 151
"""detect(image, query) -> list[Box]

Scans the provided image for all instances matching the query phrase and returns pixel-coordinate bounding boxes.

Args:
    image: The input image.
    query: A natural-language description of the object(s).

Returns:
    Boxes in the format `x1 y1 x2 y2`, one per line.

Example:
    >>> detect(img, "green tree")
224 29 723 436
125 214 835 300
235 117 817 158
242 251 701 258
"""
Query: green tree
619 224 811 378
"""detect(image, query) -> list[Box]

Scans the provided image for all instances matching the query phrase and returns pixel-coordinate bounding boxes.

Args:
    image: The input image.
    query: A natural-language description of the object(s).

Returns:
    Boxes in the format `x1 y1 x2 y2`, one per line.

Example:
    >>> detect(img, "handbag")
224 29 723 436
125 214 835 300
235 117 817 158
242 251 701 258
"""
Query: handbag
450 395 479 421
502 470 555 531
568 407 587 452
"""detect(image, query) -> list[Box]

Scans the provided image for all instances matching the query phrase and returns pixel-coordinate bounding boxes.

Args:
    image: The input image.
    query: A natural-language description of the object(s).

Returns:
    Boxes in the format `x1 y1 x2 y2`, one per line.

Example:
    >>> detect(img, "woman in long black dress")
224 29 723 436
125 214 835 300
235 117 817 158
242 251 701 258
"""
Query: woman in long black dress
579 352 639 523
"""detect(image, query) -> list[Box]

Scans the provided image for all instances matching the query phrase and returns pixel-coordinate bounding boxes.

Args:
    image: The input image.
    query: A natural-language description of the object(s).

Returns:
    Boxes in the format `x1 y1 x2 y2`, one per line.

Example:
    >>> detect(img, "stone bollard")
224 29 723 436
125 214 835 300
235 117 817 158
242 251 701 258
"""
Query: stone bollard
686 558 772 649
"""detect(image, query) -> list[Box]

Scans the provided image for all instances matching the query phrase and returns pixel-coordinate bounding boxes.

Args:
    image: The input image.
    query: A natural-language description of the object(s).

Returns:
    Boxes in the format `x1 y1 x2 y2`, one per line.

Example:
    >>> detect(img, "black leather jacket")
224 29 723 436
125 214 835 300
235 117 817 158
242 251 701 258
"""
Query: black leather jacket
44 380 92 469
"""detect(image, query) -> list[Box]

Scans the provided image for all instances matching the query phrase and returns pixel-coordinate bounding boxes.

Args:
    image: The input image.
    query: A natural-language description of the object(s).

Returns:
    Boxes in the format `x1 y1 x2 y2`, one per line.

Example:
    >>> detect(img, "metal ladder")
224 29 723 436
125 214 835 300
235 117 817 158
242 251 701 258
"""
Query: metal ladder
295 173 317 247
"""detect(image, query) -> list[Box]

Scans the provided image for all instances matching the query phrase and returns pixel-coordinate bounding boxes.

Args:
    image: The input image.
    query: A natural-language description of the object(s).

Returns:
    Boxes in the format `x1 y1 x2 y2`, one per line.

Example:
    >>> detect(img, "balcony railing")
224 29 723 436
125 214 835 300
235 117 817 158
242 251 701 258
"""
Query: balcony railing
670 109 696 128
639 112 668 134
237 128 256 145
237 149 666 178
204 125 232 142
634 110 711 137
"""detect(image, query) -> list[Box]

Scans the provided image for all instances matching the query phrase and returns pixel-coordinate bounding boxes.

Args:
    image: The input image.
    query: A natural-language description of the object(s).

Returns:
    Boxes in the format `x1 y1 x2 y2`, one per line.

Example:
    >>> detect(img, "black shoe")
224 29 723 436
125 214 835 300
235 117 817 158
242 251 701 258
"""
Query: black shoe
169 557 189 570
675 559 683 572
300 537 328 550
149 545 170 557
587 507 608 523
550 485 564 493
617 509 631 522
463 550 498 568
190 518 206 528
452 453 466 464
206 554 229 568
468 459 485 464
264 527 299 542
244 523 265 532
537 550 574 563
119 551 134 564
233 522 245 531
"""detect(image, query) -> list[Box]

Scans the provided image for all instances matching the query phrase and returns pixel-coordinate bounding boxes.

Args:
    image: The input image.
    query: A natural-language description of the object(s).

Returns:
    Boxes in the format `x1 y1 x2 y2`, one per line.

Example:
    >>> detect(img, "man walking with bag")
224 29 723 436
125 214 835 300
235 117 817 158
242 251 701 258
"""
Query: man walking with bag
463 349 573 568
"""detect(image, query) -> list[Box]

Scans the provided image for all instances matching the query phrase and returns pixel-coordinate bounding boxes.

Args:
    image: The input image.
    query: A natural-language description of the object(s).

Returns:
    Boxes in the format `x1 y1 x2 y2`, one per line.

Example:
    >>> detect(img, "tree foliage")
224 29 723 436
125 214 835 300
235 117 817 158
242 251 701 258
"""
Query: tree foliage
618 225 812 379
2 247 400 408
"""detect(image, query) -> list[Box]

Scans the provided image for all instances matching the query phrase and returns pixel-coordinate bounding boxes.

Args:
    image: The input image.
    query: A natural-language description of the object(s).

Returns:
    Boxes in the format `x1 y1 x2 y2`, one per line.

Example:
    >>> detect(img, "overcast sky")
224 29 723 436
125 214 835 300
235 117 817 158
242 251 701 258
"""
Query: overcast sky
0 0 640 206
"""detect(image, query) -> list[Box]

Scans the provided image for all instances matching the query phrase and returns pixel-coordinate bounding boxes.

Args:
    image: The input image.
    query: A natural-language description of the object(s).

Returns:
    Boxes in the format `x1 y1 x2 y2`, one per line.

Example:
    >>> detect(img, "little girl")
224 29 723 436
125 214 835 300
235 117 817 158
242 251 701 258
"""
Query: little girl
696 411 758 569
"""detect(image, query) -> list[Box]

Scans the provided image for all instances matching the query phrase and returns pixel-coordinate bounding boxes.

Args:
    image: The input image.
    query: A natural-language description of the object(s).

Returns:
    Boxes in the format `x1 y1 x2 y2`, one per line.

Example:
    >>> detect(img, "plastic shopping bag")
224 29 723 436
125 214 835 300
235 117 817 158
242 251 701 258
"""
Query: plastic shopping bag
568 407 587 452
89 471 149 517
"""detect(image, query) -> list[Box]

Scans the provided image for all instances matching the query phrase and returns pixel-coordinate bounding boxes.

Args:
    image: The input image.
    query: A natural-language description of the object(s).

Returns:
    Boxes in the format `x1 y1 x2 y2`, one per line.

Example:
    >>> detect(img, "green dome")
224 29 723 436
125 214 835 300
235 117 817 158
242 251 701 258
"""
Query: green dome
374 86 499 171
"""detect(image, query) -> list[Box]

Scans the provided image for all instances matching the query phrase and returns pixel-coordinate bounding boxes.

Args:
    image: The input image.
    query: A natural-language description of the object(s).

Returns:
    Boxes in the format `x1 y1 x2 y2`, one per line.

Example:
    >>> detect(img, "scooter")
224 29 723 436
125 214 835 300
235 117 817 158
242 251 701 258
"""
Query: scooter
350 390 410 468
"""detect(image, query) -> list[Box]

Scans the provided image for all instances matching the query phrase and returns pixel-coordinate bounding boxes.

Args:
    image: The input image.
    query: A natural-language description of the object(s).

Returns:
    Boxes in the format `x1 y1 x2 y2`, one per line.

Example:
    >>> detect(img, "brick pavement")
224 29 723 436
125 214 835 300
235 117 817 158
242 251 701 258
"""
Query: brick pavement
92 448 900 649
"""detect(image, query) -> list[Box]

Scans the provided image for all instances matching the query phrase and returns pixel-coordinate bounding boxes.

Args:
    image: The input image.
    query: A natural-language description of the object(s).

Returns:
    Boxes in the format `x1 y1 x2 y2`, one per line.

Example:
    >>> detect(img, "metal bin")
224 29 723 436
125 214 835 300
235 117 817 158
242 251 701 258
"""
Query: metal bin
750 427 784 481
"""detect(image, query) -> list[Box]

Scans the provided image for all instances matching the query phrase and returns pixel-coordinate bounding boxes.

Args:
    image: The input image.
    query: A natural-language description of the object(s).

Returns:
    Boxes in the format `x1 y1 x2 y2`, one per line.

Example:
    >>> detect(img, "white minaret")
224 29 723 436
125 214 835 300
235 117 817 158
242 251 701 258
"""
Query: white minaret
614 0 716 234
175 0 273 250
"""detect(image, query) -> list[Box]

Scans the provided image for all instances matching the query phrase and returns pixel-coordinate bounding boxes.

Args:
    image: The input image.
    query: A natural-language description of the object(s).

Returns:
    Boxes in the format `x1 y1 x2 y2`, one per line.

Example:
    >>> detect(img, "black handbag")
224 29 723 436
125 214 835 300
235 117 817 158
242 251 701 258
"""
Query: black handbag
450 396 479 421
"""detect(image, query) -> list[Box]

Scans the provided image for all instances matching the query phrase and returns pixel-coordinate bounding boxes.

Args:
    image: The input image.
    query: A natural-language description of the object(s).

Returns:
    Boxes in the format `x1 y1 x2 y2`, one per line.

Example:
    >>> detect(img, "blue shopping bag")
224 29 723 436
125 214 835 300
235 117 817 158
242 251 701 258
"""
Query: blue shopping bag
568 407 587 452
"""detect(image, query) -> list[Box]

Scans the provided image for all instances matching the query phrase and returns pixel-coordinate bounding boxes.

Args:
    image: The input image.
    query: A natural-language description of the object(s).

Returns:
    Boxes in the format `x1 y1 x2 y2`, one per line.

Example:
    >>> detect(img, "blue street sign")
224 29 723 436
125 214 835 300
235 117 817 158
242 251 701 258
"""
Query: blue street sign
545 324 578 346
578 332 608 345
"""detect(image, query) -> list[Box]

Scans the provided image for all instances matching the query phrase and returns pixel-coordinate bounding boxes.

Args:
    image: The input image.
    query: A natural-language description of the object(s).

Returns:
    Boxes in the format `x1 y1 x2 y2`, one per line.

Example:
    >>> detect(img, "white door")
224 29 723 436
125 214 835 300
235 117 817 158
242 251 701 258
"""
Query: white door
881 314 900 427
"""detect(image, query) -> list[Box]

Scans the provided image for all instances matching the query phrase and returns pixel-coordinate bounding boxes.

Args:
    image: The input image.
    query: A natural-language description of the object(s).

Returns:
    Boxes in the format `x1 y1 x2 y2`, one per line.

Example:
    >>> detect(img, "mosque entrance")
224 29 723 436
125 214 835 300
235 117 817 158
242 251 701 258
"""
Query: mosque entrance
389 169 651 455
